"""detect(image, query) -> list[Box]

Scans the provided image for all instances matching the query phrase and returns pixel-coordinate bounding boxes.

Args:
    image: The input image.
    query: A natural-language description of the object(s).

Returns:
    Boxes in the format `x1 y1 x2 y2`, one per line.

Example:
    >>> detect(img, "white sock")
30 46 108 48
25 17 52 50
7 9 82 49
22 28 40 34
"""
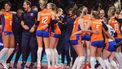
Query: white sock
45 49 51 67
97 57 106 69
76 56 85 69
110 60 118 69
0 48 8 62
90 57 96 69
115 53 122 65
54 48 58 65
118 52 122 58
51 49 55 66
104 59 111 69
72 56 79 69
87 49 90 62
5 48 14 62
37 48 43 67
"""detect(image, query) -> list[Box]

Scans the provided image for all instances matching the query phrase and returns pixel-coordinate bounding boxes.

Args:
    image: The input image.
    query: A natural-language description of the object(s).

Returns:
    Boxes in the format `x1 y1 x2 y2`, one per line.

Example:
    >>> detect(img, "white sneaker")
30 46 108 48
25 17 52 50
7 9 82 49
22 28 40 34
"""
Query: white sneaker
1 63 9 69
37 63 41 69
110 61 119 69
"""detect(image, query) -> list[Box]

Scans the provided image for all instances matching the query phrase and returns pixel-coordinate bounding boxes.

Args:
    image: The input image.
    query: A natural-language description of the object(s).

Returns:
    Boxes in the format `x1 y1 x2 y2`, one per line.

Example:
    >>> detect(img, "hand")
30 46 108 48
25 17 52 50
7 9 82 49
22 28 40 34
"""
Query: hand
23 25 29 30
29 27 35 33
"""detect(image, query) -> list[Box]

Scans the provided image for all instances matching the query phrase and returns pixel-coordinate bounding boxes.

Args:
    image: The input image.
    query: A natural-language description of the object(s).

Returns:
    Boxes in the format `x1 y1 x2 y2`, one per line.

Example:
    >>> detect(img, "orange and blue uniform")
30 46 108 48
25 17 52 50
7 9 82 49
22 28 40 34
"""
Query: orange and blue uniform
51 23 61 38
105 25 116 52
50 16 61 38
1 12 13 35
82 14 91 41
91 19 104 48
36 9 52 37
105 39 116 52
109 17 122 43
70 17 81 45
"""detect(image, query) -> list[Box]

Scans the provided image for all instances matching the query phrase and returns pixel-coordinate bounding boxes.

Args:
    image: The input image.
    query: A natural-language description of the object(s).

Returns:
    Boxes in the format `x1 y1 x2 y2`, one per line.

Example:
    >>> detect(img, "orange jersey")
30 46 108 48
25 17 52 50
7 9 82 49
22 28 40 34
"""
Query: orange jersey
50 15 61 36
37 9 52 30
91 19 103 42
83 14 91 35
70 17 81 40
83 15 91 29
2 12 12 32
109 17 122 38
52 15 61 34
53 23 61 34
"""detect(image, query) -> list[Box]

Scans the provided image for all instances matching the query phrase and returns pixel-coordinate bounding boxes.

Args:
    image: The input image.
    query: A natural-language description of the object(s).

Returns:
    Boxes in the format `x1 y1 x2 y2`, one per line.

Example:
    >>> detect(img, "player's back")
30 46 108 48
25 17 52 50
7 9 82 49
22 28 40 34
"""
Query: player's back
91 19 103 41
37 9 52 30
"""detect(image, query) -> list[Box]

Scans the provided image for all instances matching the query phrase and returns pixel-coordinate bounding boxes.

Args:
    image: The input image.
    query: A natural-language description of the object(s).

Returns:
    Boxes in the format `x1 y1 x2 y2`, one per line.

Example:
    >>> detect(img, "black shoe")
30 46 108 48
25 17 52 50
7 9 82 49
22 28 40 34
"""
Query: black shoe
95 61 100 68
21 62 26 69
95 63 100 68
26 62 36 69
13 63 17 68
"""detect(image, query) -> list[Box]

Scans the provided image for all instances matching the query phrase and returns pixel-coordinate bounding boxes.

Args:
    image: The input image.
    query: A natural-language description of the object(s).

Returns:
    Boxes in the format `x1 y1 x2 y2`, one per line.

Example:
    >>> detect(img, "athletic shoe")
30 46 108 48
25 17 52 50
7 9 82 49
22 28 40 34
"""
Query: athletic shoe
1 62 9 69
13 62 17 68
21 62 26 69
26 62 36 69
37 63 41 69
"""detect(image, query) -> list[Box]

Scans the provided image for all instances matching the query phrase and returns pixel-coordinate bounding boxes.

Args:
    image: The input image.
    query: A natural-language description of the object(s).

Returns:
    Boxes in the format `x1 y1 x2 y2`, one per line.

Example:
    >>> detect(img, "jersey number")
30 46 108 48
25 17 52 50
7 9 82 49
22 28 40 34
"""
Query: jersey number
42 16 48 24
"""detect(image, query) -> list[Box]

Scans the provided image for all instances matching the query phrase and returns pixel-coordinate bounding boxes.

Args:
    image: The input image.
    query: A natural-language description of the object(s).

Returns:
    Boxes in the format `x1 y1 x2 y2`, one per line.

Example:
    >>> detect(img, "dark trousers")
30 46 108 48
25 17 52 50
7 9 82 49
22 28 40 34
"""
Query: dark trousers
61 48 71 65
21 31 37 63
58 33 71 65
7 34 22 64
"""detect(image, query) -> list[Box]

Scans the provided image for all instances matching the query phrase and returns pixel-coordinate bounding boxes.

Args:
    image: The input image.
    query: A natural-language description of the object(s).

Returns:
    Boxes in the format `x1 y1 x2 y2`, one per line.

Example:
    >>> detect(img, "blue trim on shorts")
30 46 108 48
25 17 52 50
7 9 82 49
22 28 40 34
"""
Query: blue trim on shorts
53 34 61 38
82 35 91 41
36 30 49 37
4 32 13 35
107 41 116 52
70 35 80 45
91 41 104 48
70 40 79 45
115 38 122 43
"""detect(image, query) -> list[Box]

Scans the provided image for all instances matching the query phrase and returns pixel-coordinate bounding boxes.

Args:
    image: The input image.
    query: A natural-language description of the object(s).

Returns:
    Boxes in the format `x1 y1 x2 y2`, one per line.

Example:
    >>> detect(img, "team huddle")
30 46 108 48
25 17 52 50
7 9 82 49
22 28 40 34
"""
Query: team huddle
0 0 122 69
